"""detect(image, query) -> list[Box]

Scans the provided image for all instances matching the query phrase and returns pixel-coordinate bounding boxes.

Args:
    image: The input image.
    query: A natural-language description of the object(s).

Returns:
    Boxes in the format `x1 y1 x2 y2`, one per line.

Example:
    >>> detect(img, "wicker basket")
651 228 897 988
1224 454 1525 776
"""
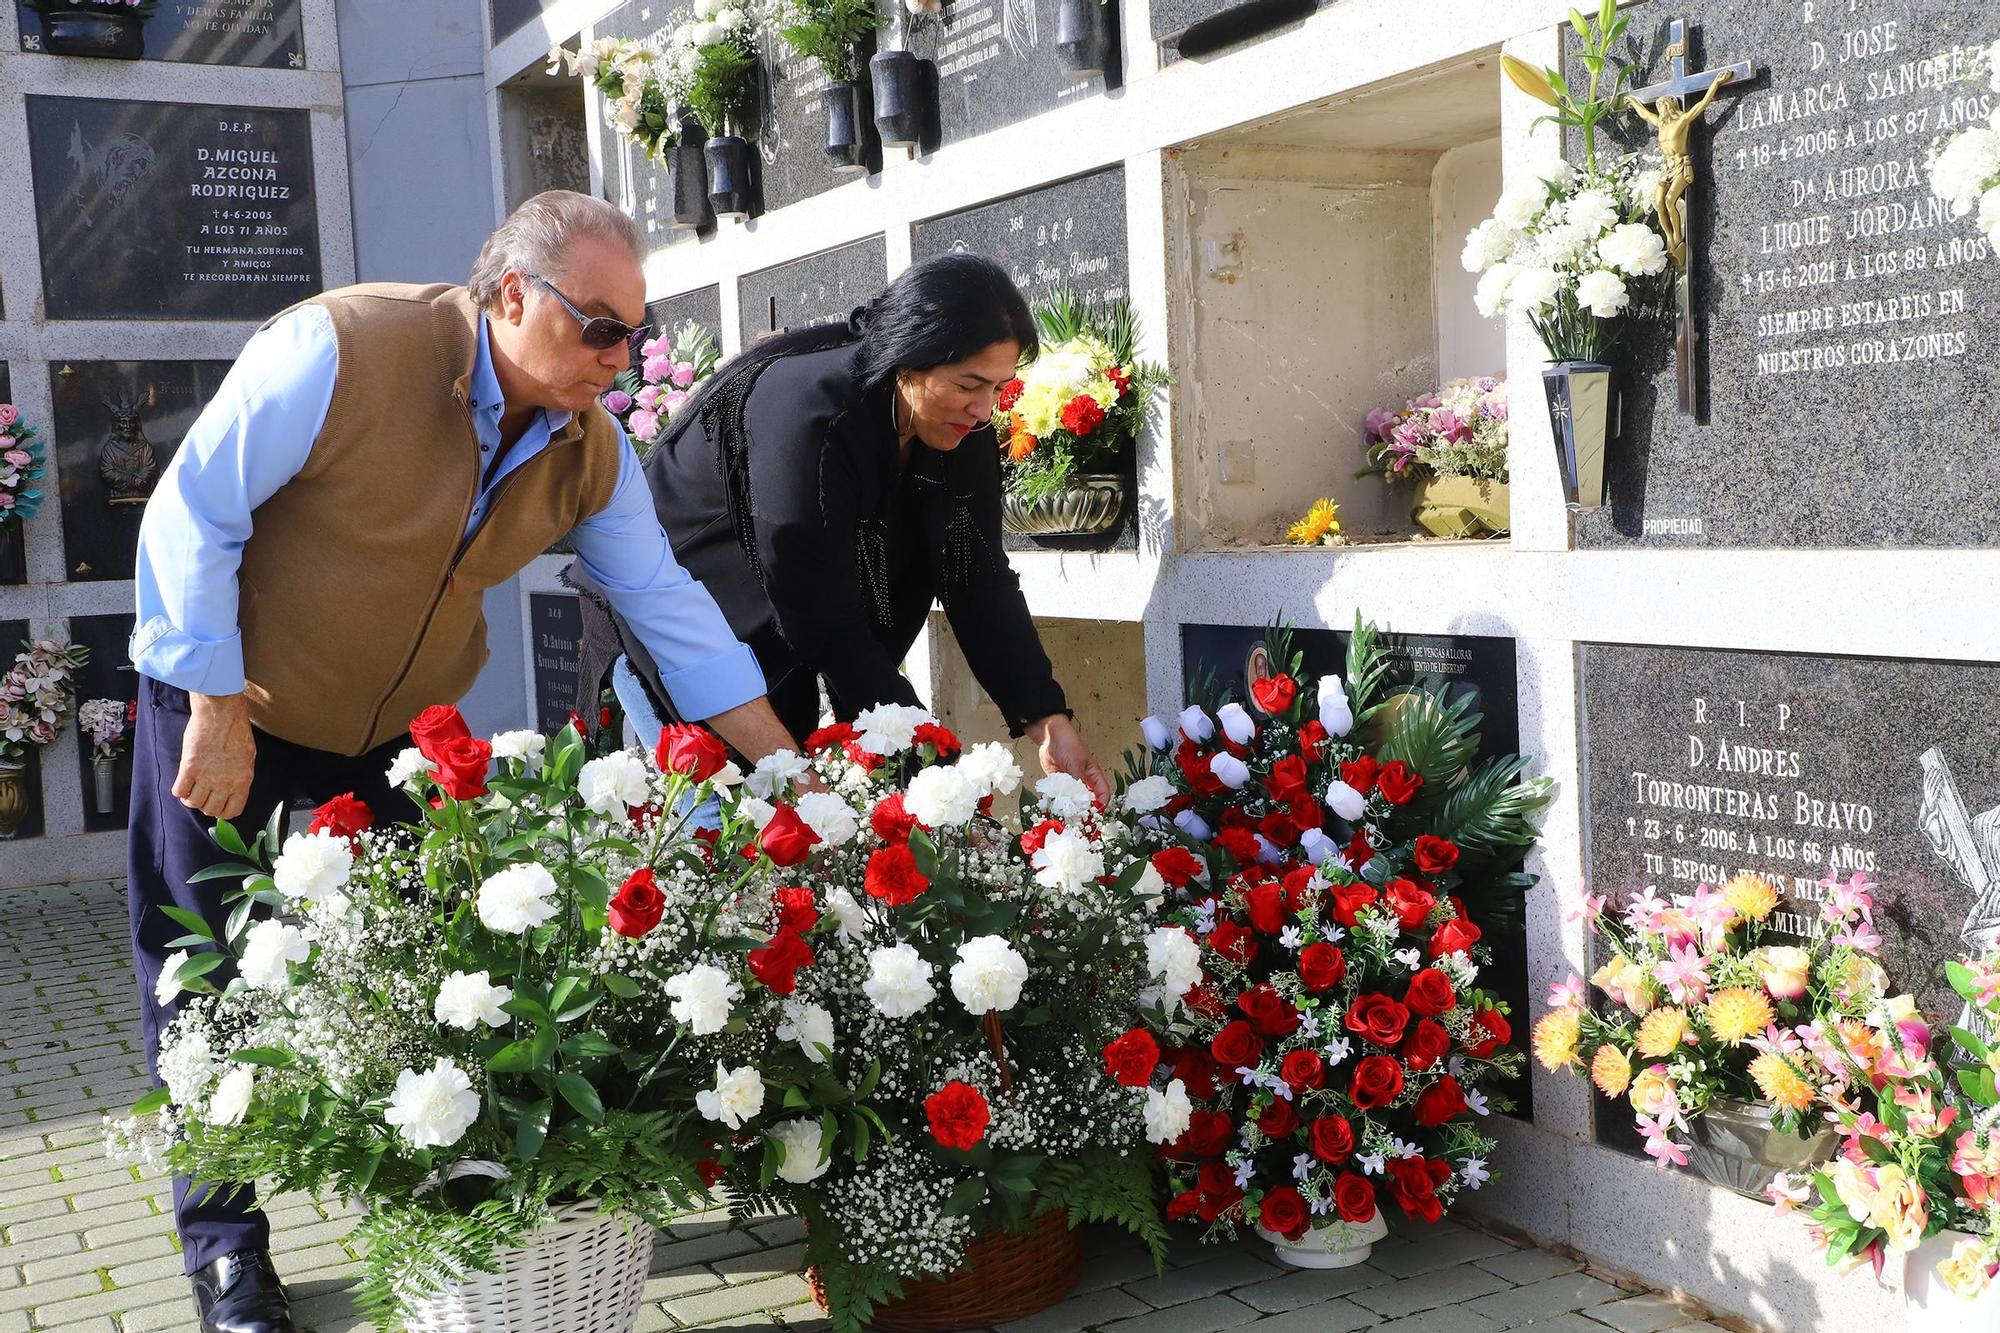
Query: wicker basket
809 1208 1082 1332
402 1201 656 1333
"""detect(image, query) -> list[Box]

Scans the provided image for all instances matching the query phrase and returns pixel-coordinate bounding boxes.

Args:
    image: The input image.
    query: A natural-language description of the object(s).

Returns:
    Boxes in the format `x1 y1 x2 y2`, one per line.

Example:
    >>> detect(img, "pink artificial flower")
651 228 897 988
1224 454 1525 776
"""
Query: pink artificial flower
0 404 17 428
1686 884 1737 946
642 353 674 382
0 494 14 510
661 389 689 411
670 361 697 388
1653 942 1711 1006
1547 975 1586 1009
635 385 662 411
639 335 671 360
627 408 660 441
1623 886 1667 932
1837 919 1884 954
1562 890 1607 927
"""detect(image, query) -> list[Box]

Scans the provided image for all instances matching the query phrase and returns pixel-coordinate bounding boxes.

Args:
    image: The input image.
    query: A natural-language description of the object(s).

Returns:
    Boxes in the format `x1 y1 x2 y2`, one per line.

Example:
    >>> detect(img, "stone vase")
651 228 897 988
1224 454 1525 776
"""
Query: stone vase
0 761 28 840
1000 474 1125 538
1054 0 1112 79
1541 361 1616 512
1256 1210 1389 1270
1685 1097 1837 1201
1413 475 1510 539
871 49 929 149
35 8 147 59
1903 1229 2000 1333
703 133 755 221
823 78 867 171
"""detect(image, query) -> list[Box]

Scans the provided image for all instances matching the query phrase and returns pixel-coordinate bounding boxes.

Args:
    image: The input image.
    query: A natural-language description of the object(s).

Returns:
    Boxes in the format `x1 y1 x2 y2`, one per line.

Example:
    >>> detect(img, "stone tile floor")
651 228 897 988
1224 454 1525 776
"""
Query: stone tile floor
1 881 1740 1333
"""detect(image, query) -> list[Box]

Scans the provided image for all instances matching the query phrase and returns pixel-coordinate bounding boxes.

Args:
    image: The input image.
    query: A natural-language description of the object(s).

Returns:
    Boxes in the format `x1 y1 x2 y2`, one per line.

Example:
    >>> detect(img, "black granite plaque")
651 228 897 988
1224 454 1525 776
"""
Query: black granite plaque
737 234 888 345
0 617 46 841
646 284 724 340
15 0 304 68
532 593 584 735
912 164 1129 306
492 0 556 43
51 361 231 583
0 366 18 587
592 0 713 247
1572 3 2000 548
1152 0 1313 56
906 0 1114 147
753 31 883 213
29 97 321 322
66 614 137 834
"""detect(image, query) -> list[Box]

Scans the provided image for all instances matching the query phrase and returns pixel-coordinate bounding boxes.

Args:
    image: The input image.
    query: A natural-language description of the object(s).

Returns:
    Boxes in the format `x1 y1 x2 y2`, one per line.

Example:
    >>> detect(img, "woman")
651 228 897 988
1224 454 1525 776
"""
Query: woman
571 253 1110 800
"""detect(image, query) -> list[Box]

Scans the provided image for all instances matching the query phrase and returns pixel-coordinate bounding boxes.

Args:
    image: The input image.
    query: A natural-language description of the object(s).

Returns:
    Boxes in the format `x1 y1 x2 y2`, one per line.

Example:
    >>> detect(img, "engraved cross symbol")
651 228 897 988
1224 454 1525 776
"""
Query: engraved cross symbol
1551 396 1571 427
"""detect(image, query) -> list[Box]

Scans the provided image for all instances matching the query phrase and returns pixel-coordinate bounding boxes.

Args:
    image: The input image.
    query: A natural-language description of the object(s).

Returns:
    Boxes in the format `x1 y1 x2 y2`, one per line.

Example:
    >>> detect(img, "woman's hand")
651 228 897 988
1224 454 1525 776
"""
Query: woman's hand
1026 713 1111 807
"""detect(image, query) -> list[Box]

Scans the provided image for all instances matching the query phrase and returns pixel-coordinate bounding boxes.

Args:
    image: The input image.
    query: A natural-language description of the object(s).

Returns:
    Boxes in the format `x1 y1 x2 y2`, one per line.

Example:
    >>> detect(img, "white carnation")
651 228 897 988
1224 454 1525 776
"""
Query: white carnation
769 1117 830 1183
1460 217 1518 272
156 949 191 1006
795 791 860 846
1505 266 1562 312
384 1058 480 1149
862 942 936 1018
1032 828 1104 895
1123 775 1176 816
1979 184 2000 237
737 794 778 830
1474 262 1517 318
824 886 870 938
1598 222 1669 277
1209 752 1251 790
905 765 980 827
207 1065 255 1128
434 970 514 1030
1134 860 1168 910
1034 772 1097 821
490 730 546 765
578 752 651 818
665 963 741 1035
778 999 835 1063
1143 1079 1194 1145
1576 268 1630 319
748 749 812 799
950 935 1029 1014
1494 181 1546 229
1530 152 1573 186
238 918 309 992
958 742 1023 798
1564 188 1619 234
1931 127 2000 212
477 863 560 935
854 703 931 756
386 747 429 787
696 1063 765 1130
272 829 353 904
1145 925 1203 997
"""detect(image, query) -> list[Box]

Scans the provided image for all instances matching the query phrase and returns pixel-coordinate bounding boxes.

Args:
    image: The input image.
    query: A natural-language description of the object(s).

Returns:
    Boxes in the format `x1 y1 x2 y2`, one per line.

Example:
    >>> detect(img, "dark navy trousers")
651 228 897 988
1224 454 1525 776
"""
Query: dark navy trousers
126 676 412 1274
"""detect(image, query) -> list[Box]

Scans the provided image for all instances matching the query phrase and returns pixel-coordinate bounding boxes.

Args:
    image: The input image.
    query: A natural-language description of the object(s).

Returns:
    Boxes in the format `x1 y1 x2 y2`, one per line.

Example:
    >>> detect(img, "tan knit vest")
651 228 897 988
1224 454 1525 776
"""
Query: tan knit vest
237 283 622 755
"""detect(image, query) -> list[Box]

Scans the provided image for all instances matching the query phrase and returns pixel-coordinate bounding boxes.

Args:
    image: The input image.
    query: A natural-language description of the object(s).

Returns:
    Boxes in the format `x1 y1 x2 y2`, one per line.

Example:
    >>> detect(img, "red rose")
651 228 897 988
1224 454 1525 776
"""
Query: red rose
1251 674 1298 717
1258 1185 1311 1241
1195 1163 1245 1222
1296 719 1330 760
871 793 921 844
1384 879 1437 929
1259 809 1302 850
1173 1109 1234 1159
804 721 856 753
1020 817 1065 857
1429 917 1483 958
1256 1097 1299 1140
1213 826 1261 865
1264 754 1309 803
409 704 471 760
1463 1006 1512 1059
1345 830 1375 869
1185 983 1228 1022
1308 1115 1355 1165
1298 942 1347 992
1386 1156 1452 1222
1338 755 1379 794
1245 881 1287 935
429 736 493 800
997 378 1025 410
1206 920 1258 968
1415 1075 1470 1128
1152 846 1204 889
1328 882 1379 928
759 804 822 867
608 867 667 938
1376 760 1423 806
1103 1029 1162 1087
864 842 930 906
1209 1020 1263 1070
1335 1171 1378 1223
913 722 961 757
1059 393 1107 436
1350 1054 1405 1110
1237 985 1300 1038
1403 1018 1452 1072
656 723 729 782
1345 993 1410 1048
697 1158 725 1187
1170 1045 1221 1101
1413 835 1460 873
1166 1190 1200 1221
925 1080 991 1151
773 885 819 934
747 927 815 995
308 793 372 847
1405 968 1457 1018
1281 1049 1326 1091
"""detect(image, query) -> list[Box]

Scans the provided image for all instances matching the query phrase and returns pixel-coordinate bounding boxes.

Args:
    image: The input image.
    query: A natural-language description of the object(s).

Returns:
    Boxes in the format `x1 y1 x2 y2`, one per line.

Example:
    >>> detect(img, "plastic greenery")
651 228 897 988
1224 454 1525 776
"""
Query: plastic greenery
775 0 886 84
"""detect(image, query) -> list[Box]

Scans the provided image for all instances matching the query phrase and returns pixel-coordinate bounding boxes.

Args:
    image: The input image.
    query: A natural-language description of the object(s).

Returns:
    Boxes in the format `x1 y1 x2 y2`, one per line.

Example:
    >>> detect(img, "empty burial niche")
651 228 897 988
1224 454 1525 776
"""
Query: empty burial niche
927 614 1148 776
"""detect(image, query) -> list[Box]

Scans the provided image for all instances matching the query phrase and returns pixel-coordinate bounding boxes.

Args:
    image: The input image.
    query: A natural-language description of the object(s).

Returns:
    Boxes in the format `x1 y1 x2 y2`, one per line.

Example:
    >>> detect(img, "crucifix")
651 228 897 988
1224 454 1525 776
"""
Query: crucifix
1629 19 1759 420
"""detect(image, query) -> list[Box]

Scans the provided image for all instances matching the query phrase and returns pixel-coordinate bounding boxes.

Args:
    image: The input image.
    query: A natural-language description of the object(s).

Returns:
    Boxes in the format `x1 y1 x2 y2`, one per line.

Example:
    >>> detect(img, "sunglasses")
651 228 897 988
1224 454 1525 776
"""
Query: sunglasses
523 271 652 352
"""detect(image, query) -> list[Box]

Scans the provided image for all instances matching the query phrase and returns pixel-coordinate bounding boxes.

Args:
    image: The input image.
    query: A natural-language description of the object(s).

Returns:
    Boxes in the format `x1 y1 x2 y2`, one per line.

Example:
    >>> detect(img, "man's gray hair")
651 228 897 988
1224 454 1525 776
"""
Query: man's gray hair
467 190 645 308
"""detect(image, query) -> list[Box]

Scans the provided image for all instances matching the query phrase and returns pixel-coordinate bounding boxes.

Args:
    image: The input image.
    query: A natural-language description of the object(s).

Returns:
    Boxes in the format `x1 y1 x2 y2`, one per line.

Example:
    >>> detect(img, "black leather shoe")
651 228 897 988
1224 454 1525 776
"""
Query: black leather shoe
190 1250 295 1333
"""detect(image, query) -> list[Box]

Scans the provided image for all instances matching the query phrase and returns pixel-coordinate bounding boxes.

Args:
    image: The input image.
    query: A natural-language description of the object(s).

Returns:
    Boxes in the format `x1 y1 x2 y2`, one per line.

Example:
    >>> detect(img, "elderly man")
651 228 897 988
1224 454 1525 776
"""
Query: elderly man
128 190 795 1333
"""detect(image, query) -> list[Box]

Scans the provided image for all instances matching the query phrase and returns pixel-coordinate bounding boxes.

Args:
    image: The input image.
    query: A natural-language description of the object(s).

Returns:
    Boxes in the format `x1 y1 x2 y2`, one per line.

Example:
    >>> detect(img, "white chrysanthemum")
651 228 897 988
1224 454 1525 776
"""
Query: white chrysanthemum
272 829 353 904
238 919 310 992
665 963 741 1035
578 752 651 818
1143 1079 1193 1145
824 886 870 938
1474 262 1518 317
795 791 860 846
1123 775 1176 816
1318 676 1354 736
207 1066 255 1128
384 1058 480 1149
476 863 560 935
1979 184 2000 238
434 970 514 1030
1598 222 1669 277
854 703 931 756
1146 925 1203 997
491 730 546 765
1324 779 1367 821
958 742 1023 798
1216 702 1256 745
386 747 429 787
1931 127 2000 212
1530 153 1573 186
863 943 936 1018
778 999 835 1063
1209 752 1251 790
696 1063 765 1129
1494 181 1546 229
1032 828 1105 894
906 765 980 827
1177 705 1214 743
1460 217 1518 272
1564 188 1619 234
770 1117 831 1183
1505 266 1562 312
950 935 1029 1014
748 749 812 799
1034 772 1097 821
156 950 191 1007
1536 217 1600 268
1576 269 1630 319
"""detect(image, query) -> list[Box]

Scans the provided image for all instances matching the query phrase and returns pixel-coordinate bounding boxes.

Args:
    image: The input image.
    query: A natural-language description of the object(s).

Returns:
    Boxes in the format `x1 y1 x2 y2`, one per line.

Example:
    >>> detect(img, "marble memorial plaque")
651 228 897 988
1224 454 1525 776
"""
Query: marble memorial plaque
592 0 709 247
532 593 585 736
66 613 137 834
51 361 232 583
906 0 1114 147
1152 0 1314 57
15 0 305 68
1580 642 2000 1025
1574 2 2000 547
29 97 322 321
491 0 556 43
912 165 1129 306
737 234 888 345
0 617 45 840
753 33 883 213
646 284 724 340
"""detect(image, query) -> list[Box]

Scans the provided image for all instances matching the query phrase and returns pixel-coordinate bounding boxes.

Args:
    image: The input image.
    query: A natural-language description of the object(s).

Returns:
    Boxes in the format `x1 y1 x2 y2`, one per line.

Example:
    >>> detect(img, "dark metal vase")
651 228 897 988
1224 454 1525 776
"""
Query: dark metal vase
36 9 146 59
1055 0 1112 78
871 50 929 150
823 79 866 171
1541 361 1616 512
704 134 754 220
669 124 712 229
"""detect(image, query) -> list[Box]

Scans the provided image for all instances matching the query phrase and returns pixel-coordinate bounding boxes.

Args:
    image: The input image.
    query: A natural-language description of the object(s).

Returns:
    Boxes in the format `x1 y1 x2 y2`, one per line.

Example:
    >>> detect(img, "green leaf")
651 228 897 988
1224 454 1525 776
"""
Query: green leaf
1947 960 1978 1001
784 1086 812 1110
909 827 938 880
1950 1025 1993 1065
176 952 230 983
131 1087 171 1115
516 1099 551 1160
851 1111 870 1162
351 1140 388 1194
488 1039 539 1074
158 905 217 942
211 821 250 857
554 1072 604 1123
942 1176 987 1217
602 973 641 999
232 1047 294 1068
562 1032 622 1062
187 862 260 885
165 932 217 950
224 895 256 949
555 994 604 1024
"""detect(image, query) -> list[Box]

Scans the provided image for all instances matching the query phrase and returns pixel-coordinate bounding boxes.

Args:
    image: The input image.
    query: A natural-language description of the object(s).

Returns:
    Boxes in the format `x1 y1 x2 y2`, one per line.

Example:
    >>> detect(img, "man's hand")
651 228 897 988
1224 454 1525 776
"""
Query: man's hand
703 697 829 791
174 693 256 819
1027 713 1110 807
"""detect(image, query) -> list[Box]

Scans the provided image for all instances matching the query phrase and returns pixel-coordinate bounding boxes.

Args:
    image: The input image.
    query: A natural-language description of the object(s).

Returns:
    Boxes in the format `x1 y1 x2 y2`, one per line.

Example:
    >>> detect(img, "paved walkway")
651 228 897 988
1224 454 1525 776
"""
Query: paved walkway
1 881 1739 1333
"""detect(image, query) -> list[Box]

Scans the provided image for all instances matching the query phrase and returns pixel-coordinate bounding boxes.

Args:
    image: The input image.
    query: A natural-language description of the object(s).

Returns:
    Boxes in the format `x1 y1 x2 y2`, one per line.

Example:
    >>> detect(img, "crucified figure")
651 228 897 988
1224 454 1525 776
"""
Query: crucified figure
1628 68 1733 270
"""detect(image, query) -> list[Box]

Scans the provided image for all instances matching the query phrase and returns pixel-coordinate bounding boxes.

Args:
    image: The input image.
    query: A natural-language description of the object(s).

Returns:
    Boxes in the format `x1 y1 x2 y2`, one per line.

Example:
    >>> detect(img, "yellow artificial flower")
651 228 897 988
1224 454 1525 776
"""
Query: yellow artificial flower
1722 873 1780 922
1866 1164 1927 1252
1628 1064 1676 1116
1704 987 1777 1045
1635 1006 1691 1057
1532 1006 1582 1071
1938 1237 1996 1299
1591 955 1655 1015
1286 498 1341 546
1747 1051 1816 1113
1590 1045 1633 1099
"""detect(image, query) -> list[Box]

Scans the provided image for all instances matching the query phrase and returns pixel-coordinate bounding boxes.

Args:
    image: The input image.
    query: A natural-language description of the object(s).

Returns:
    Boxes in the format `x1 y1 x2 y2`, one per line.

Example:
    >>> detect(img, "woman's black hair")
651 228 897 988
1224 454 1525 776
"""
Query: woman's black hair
664 252 1038 427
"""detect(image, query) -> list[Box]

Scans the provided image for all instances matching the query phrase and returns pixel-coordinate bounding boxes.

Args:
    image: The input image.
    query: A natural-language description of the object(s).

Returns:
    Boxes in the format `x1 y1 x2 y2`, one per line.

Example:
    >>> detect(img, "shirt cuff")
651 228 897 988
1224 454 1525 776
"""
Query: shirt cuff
129 616 246 696
657 641 767 722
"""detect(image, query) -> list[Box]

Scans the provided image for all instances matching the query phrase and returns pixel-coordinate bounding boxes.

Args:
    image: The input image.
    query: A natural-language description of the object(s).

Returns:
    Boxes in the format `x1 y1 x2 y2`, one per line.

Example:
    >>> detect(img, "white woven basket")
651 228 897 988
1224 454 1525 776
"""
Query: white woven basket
402 1201 656 1333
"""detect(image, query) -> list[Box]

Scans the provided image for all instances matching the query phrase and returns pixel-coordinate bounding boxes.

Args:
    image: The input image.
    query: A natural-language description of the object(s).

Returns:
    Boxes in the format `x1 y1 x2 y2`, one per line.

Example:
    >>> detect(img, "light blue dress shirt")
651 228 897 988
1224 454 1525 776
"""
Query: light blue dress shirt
131 305 766 726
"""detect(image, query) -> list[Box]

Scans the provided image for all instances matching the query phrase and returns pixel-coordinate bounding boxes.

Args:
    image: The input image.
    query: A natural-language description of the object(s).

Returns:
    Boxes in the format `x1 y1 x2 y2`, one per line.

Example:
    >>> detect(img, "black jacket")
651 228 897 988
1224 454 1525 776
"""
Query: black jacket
571 340 1068 745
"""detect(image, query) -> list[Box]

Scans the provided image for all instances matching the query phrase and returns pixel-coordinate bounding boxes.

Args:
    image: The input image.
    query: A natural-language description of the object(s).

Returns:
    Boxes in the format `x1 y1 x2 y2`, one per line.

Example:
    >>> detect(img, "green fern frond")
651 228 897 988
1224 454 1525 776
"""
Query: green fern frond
1040 1148 1169 1272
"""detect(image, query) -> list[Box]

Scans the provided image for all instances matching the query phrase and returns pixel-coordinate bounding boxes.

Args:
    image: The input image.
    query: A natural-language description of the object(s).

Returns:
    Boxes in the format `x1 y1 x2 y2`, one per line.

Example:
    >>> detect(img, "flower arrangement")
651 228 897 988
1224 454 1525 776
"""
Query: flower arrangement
606 320 722 455
1774 949 2000 1298
1284 498 1343 548
664 0 762 138
549 38 679 160
993 289 1169 504
1363 378 1510 485
78 697 135 761
0 404 50 527
1117 621 1552 1247
773 0 885 84
1532 872 1887 1167
1925 40 2000 254
0 639 87 762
